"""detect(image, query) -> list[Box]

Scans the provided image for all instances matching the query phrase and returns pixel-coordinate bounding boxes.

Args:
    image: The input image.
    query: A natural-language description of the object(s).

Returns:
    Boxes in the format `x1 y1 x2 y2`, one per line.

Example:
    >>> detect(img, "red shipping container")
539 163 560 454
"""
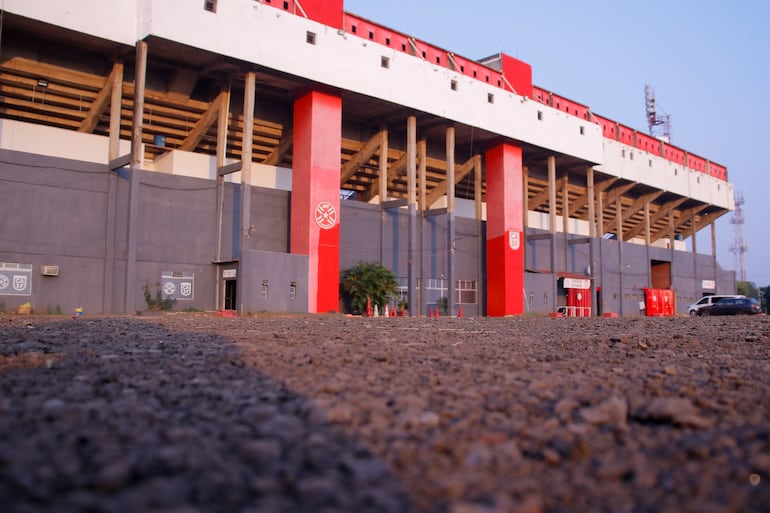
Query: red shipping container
567 287 591 317
644 288 676 317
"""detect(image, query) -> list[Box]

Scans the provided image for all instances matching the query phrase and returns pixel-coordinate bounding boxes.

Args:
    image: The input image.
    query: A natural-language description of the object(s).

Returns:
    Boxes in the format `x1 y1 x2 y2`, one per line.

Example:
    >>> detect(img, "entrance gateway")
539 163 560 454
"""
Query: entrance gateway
221 268 237 311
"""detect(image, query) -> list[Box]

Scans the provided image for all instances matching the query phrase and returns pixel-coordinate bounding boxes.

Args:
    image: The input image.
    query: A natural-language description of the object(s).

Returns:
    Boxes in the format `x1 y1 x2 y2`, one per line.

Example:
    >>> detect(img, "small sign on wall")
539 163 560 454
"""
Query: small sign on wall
0 263 32 296
563 277 591 290
222 269 237 279
702 279 716 290
161 271 194 301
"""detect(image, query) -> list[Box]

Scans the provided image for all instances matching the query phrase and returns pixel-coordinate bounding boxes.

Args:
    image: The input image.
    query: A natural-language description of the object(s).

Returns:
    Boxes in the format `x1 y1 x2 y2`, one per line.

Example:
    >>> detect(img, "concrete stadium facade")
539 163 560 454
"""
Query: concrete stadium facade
0 0 735 316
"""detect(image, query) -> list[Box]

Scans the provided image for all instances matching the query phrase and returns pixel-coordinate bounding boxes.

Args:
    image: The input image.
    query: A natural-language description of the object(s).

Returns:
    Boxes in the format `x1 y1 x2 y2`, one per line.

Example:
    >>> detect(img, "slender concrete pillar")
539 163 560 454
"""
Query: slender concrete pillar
237 72 256 314
711 220 717 287
485 143 524 316
587 167 596 316
125 41 147 315
104 62 123 314
616 196 624 315
562 171 569 267
378 126 388 269
406 116 417 316
475 156 484 315
418 139 427 211
291 90 342 313
597 188 605 314
108 63 124 162
446 126 456 316
692 211 698 297
644 201 651 288
548 156 557 311
214 83 231 310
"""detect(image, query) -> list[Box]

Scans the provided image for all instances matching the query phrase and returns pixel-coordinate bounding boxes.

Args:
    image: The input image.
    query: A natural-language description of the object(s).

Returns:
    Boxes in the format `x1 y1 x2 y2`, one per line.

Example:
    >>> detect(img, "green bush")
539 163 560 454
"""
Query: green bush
341 262 398 315
143 282 176 312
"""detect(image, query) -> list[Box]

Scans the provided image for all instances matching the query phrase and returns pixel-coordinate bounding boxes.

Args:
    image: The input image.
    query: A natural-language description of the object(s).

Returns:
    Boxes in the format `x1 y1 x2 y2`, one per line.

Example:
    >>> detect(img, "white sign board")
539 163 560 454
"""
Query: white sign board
161 271 194 301
223 269 237 279
702 279 716 290
0 263 32 296
563 277 591 289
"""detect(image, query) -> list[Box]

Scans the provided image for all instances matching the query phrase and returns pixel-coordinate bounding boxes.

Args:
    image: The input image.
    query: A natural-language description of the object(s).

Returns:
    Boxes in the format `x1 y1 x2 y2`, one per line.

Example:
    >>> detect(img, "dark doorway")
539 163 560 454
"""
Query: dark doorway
651 260 671 289
224 279 237 310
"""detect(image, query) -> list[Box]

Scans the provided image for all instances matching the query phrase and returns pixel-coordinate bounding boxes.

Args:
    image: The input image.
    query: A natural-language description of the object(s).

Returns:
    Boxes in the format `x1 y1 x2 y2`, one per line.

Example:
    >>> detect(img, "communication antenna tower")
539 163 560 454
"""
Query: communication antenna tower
729 191 748 281
645 84 671 141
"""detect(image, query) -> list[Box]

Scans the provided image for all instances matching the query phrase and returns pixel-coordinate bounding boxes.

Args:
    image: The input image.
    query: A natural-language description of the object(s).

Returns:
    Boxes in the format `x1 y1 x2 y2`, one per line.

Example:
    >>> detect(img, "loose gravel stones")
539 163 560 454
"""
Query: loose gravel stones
1 314 769 513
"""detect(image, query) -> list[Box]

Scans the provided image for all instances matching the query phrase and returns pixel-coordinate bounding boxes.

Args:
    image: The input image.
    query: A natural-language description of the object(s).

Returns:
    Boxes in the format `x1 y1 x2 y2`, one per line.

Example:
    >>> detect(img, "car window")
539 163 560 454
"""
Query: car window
697 298 710 305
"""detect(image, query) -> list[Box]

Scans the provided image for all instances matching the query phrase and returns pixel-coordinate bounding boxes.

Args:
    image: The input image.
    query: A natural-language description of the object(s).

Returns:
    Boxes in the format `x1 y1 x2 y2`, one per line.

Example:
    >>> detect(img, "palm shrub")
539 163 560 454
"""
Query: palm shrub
341 261 398 314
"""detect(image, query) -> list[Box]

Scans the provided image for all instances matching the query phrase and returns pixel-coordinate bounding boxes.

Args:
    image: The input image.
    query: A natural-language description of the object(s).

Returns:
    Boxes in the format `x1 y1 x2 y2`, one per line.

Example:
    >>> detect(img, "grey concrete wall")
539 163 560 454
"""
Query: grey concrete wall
240 250 308 313
340 202 484 317
0 150 109 314
523 229 736 316
0 150 302 315
0 148 735 317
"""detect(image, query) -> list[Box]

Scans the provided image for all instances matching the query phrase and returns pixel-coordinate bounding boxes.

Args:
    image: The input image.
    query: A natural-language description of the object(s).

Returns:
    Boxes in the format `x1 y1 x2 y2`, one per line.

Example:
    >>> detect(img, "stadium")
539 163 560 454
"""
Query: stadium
0 0 735 316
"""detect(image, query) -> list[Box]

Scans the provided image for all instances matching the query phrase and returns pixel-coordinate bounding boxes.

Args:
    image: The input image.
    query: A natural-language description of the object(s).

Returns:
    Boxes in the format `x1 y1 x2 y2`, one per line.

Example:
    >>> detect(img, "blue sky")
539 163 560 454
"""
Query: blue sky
344 0 770 287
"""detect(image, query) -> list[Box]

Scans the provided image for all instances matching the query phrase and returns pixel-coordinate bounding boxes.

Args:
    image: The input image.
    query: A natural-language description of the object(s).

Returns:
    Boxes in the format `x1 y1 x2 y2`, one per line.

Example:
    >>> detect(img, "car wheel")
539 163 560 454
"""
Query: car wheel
689 310 697 317
701 309 710 316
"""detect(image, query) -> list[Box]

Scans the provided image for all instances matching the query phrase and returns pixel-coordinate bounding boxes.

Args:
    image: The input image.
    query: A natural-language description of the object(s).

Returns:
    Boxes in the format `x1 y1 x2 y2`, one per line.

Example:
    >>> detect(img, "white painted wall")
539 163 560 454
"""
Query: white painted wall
4 1 732 213
0 119 131 163
144 0 603 163
2 0 139 44
597 139 731 210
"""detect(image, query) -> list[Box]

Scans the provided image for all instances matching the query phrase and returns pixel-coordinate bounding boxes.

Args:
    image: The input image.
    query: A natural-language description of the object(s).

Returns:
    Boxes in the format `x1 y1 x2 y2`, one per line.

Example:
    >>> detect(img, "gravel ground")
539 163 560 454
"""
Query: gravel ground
1 313 769 513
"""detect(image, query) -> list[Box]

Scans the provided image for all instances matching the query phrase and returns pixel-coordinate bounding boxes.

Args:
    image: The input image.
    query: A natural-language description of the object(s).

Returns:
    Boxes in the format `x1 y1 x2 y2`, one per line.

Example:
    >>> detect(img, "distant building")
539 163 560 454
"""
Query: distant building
0 0 734 316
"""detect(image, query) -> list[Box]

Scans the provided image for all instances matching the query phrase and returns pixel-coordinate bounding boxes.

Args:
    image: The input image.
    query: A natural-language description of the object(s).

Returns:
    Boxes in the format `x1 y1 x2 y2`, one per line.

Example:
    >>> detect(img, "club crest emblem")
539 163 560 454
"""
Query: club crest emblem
509 229 521 251
314 201 337 230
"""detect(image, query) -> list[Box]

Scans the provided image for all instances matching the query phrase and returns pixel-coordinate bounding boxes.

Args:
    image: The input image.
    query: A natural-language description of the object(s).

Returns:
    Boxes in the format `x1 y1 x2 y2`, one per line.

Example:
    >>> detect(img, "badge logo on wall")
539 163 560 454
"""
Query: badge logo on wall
314 201 337 230
509 229 521 251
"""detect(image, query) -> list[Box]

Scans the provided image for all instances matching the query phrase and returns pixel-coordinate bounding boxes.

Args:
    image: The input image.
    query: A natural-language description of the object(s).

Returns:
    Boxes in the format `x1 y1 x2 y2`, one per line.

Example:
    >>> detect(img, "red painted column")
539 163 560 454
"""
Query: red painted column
292 90 342 313
485 143 524 316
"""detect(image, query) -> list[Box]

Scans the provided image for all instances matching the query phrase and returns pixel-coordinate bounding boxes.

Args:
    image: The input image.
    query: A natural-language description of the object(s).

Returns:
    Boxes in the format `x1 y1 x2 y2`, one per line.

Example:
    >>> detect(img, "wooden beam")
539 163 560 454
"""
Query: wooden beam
604 181 637 206
378 128 388 203
263 127 292 166
108 63 124 160
568 176 615 217
619 191 664 241
179 90 228 151
693 209 728 234
340 130 384 183
167 68 199 101
650 203 708 244
626 197 687 241
364 150 407 201
79 62 123 133
528 175 566 212
425 154 480 208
